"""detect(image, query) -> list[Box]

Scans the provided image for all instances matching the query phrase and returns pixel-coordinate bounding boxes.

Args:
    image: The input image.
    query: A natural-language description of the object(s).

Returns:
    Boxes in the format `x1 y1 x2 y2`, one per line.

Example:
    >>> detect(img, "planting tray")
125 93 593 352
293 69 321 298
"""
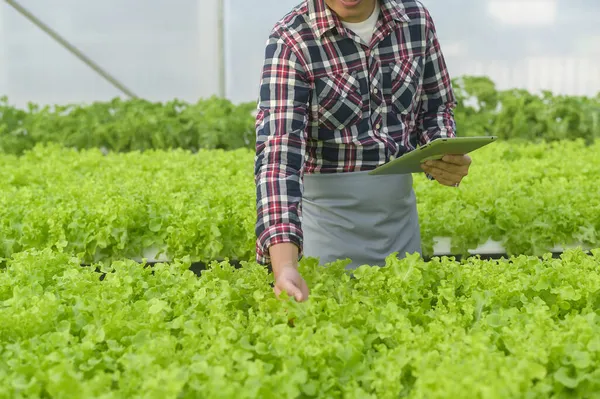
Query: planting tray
97 239 594 277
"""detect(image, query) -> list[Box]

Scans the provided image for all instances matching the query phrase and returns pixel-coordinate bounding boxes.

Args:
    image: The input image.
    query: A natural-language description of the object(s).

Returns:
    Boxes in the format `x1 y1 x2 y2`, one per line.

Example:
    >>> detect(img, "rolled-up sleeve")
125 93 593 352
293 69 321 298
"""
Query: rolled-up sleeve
417 9 458 146
254 33 311 265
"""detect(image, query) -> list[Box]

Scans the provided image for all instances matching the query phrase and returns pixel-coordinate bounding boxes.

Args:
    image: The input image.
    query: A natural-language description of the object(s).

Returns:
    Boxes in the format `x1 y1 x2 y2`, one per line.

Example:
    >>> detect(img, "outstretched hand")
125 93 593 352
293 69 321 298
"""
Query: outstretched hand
421 154 471 186
273 264 310 302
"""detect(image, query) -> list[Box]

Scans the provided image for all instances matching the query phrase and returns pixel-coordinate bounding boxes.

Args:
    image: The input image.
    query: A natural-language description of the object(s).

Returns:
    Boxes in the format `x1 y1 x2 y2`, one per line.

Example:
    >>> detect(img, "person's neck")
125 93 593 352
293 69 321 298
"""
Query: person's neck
340 0 378 23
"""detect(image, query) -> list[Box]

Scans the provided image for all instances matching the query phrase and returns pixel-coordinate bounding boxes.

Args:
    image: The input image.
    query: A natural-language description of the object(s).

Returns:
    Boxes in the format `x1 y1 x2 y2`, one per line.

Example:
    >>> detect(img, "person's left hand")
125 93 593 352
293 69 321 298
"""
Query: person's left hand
420 154 471 187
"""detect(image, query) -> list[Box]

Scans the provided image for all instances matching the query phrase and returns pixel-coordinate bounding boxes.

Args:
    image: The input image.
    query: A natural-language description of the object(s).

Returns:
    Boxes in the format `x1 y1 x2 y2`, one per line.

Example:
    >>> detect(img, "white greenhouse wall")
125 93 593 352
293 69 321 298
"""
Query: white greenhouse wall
223 0 600 103
1 0 222 107
0 0 599 107
0 5 6 96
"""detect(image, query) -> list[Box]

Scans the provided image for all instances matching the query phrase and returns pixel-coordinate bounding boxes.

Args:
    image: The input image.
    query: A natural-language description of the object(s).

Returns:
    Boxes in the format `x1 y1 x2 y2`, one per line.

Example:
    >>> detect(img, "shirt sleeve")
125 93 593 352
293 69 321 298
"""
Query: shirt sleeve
254 33 311 265
417 8 458 147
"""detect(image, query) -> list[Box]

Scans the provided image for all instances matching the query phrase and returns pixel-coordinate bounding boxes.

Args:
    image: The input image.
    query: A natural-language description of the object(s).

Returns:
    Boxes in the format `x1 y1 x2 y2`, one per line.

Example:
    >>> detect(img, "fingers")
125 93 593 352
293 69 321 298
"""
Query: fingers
421 154 471 187
274 278 308 302
425 160 467 176
441 154 472 166
422 164 463 185
297 278 310 301
431 174 458 187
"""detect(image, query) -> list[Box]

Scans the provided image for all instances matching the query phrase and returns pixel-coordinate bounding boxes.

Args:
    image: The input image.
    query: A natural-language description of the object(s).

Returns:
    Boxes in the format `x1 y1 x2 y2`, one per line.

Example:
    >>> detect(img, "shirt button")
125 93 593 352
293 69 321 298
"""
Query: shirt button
375 123 381 129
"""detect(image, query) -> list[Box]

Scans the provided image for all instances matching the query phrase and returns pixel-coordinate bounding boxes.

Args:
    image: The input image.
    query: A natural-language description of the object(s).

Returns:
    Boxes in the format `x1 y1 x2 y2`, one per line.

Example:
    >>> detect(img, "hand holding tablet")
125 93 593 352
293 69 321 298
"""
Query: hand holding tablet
368 136 498 176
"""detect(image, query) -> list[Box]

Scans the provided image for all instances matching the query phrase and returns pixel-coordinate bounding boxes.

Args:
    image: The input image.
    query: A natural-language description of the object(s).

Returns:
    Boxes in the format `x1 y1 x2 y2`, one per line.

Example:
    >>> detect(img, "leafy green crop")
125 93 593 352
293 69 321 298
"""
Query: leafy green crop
0 144 257 263
0 96 256 155
0 140 598 263
0 247 599 398
414 139 600 256
0 76 598 156
452 76 600 143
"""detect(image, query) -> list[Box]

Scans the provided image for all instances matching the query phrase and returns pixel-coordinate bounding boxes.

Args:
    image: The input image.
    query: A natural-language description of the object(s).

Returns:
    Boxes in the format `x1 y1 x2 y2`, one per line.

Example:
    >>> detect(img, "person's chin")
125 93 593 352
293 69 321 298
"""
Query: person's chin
329 0 370 20
337 0 364 8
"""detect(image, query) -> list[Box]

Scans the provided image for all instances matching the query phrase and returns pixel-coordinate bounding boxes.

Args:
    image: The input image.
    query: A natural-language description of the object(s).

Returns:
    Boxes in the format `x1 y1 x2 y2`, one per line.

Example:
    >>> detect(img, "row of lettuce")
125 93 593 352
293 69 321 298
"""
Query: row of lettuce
0 76 598 155
1 247 599 397
0 139 598 264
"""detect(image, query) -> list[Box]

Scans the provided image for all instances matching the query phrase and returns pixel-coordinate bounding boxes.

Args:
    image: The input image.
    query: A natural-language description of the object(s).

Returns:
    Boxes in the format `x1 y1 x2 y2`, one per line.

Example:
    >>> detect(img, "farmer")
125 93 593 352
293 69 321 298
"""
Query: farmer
254 0 471 302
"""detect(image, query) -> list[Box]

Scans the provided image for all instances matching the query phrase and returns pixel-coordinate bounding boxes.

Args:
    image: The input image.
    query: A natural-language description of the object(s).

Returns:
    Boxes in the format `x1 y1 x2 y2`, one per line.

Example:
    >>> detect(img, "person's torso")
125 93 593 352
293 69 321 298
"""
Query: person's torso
273 0 431 173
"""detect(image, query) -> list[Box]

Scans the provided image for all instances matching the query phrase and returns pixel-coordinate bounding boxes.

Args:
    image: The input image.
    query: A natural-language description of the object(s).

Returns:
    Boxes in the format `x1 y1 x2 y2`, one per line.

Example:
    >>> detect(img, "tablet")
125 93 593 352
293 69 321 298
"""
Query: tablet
368 136 498 175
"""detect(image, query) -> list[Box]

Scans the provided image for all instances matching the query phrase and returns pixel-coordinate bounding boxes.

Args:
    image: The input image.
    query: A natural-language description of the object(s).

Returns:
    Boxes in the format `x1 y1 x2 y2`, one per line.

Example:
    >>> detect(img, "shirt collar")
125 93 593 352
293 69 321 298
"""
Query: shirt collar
308 0 410 38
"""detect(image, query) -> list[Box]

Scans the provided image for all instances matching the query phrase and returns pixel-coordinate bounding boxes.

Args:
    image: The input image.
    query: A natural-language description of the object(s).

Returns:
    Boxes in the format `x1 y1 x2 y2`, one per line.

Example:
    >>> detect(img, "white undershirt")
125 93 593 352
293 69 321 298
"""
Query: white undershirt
340 1 381 46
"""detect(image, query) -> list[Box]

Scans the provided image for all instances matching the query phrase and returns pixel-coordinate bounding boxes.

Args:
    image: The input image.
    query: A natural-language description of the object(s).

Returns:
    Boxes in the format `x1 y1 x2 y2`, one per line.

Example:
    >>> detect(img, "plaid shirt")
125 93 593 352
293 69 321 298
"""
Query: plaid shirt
254 0 457 265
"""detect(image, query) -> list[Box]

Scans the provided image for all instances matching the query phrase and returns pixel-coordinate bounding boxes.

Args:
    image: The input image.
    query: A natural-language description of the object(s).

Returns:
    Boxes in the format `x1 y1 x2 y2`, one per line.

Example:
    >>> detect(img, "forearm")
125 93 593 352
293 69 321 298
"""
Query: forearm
255 156 305 265
419 103 456 144
254 33 310 266
269 242 300 278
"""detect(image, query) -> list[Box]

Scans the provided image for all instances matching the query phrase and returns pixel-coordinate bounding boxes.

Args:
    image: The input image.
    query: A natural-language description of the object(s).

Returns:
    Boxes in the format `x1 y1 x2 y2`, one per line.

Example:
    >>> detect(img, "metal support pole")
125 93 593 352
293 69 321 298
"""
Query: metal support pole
5 0 138 98
217 0 226 97
0 3 6 96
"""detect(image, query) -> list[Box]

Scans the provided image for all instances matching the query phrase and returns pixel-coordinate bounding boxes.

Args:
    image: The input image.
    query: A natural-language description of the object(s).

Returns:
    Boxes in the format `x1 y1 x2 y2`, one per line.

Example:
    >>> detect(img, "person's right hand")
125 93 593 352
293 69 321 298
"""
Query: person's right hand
273 264 309 302
269 242 309 302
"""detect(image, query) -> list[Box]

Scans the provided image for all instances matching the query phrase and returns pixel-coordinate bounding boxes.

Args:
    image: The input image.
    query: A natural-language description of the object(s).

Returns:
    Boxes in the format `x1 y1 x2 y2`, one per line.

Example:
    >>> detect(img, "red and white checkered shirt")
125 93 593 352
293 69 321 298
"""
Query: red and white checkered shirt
254 0 457 265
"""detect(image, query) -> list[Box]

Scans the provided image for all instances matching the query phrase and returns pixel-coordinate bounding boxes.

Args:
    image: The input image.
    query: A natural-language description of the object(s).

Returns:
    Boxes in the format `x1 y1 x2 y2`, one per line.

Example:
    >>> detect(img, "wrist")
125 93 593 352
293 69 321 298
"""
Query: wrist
268 242 299 279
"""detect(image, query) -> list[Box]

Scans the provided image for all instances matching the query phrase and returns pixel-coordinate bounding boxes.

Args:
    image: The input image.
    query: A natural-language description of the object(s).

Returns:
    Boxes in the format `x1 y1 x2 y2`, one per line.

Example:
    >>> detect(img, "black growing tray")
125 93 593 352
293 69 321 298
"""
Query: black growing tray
82 250 592 278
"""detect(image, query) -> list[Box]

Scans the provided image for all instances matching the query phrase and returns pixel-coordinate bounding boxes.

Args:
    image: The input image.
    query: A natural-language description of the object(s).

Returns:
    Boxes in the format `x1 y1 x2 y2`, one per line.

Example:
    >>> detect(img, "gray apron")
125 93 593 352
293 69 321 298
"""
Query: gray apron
301 170 421 269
